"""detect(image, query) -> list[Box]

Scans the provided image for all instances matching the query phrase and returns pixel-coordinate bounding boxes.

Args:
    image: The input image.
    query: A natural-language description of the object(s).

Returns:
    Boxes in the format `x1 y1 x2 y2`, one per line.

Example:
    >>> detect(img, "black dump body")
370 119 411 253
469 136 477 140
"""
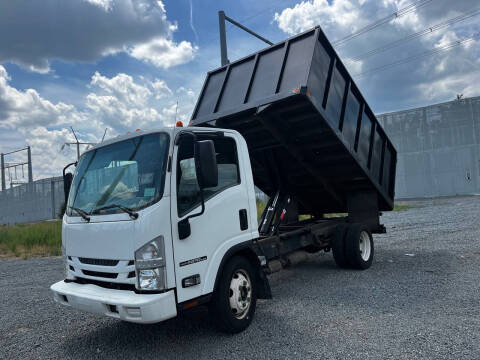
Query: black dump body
190 26 397 214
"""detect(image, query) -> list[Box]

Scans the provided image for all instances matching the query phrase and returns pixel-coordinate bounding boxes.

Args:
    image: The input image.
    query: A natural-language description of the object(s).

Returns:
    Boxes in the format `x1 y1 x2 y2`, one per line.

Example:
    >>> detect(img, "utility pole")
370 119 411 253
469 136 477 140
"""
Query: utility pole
62 127 96 161
71 127 80 160
218 10 273 67
27 146 33 183
101 128 108 142
1 147 33 188
0 153 5 191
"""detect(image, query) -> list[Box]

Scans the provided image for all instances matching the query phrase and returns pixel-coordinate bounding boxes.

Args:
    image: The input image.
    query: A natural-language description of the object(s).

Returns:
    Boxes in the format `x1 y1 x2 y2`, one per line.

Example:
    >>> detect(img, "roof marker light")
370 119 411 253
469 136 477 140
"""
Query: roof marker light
176 121 183 127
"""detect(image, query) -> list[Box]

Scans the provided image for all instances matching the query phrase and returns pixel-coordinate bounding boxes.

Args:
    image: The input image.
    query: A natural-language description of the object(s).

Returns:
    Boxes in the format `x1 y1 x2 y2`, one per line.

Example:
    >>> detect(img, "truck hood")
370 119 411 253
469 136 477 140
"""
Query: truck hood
64 218 135 260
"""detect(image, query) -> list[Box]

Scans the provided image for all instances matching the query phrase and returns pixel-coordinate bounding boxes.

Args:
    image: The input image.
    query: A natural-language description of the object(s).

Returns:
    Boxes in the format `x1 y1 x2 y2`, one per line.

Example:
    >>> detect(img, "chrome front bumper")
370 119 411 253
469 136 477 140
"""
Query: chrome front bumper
51 280 177 324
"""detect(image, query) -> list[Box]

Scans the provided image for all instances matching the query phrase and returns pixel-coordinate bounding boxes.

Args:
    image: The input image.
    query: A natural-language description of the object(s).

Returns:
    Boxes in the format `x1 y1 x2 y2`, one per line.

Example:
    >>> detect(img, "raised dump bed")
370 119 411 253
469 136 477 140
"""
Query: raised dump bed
190 26 397 214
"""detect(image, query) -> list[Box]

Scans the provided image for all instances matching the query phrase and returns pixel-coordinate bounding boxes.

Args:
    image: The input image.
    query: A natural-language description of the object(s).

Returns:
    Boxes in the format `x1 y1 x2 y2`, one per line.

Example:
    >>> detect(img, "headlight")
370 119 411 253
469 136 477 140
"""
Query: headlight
135 236 166 291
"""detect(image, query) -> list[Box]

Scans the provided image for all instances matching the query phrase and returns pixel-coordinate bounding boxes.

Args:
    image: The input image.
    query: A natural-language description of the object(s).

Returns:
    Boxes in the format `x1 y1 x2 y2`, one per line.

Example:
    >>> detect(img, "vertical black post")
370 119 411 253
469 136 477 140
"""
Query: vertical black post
0 153 5 191
218 11 229 66
27 146 33 183
51 179 56 219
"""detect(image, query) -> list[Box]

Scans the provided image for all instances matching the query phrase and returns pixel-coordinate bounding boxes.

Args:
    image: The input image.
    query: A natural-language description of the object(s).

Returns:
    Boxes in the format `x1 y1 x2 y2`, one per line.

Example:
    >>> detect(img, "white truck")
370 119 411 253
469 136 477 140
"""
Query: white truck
51 27 397 333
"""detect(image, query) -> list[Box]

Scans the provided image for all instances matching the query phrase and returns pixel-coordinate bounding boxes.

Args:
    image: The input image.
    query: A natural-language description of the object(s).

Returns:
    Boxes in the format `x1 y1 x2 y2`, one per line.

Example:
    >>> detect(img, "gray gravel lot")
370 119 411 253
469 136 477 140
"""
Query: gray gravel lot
1 196 480 359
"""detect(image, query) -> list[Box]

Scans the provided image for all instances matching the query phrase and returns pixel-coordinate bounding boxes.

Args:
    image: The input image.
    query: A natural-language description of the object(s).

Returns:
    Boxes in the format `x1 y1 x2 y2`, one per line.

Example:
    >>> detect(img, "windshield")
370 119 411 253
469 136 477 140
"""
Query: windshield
66 133 170 217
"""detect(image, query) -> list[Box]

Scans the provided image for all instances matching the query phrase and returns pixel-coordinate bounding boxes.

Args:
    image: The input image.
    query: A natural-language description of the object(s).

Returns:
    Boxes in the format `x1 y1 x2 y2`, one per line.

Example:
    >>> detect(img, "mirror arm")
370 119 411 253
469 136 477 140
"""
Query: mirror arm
185 187 205 221
63 162 77 177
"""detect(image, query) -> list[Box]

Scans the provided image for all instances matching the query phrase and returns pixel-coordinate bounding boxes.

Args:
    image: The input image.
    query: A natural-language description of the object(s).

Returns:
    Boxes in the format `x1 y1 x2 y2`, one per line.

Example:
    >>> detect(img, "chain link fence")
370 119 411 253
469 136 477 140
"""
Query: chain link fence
0 177 65 225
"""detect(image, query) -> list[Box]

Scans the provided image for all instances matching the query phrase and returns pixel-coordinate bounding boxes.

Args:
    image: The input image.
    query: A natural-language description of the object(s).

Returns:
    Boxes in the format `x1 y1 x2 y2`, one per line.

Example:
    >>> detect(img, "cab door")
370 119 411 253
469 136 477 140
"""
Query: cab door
170 132 253 303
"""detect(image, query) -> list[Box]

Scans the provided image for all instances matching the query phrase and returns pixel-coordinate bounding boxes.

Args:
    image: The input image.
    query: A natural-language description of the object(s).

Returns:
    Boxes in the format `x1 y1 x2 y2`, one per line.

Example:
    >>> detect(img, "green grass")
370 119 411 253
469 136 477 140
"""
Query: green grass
0 221 62 259
393 203 413 211
256 200 267 220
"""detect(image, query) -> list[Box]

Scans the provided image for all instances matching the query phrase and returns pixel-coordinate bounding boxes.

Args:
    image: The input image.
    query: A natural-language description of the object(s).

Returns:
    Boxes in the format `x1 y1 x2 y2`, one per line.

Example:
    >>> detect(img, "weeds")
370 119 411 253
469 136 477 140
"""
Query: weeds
0 221 62 259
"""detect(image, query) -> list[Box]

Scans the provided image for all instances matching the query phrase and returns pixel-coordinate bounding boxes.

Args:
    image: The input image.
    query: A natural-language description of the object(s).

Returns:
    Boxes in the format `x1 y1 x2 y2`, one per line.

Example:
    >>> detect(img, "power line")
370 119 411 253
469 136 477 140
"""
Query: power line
333 0 436 47
348 8 480 62
353 32 480 78
227 6 276 31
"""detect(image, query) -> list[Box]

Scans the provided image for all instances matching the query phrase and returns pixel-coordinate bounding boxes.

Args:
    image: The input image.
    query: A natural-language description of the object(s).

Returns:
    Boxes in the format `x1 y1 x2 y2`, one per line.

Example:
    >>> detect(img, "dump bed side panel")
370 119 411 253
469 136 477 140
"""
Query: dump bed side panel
190 27 397 213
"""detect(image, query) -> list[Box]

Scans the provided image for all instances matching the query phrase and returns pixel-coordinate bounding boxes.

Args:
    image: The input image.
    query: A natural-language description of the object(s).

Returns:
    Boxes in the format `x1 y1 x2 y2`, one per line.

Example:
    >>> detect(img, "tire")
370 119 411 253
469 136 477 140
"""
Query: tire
345 223 374 270
210 256 257 333
331 224 349 268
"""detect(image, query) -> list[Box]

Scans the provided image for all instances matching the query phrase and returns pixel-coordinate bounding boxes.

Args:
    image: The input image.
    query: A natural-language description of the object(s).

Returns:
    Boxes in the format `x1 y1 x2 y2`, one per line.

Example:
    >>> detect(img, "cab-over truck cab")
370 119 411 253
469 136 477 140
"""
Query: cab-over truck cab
51 127 270 333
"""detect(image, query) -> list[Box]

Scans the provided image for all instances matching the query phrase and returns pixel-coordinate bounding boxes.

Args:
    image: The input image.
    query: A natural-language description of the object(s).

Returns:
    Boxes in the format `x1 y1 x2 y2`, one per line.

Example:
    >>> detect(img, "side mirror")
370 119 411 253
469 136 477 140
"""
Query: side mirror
62 162 77 202
63 173 73 201
195 140 218 189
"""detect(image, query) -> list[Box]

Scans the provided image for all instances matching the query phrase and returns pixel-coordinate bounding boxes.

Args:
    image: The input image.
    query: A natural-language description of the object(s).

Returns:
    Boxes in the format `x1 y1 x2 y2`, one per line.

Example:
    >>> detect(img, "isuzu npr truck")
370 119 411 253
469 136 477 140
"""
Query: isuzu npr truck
51 26 397 333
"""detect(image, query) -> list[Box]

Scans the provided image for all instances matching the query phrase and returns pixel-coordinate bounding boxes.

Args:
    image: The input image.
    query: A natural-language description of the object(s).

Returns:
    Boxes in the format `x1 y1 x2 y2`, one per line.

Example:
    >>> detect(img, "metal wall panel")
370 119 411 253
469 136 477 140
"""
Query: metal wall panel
278 33 314 93
0 176 65 225
217 58 255 112
378 96 480 199
325 65 346 129
247 45 284 102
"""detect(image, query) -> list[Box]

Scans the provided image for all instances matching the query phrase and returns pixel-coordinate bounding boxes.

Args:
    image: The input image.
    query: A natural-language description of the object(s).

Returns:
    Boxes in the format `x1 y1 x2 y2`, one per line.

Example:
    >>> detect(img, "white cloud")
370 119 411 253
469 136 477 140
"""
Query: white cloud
417 69 480 101
0 65 9 80
0 65 87 129
177 86 195 98
274 0 362 36
0 66 196 180
435 31 460 49
90 72 152 107
151 79 173 99
0 0 196 72
129 38 198 69
343 57 363 75
85 0 113 12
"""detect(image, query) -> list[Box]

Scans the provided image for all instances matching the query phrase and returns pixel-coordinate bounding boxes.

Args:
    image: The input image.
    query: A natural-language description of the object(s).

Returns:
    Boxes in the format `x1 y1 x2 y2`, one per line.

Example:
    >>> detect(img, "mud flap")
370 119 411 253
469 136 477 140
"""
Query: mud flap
256 266 272 299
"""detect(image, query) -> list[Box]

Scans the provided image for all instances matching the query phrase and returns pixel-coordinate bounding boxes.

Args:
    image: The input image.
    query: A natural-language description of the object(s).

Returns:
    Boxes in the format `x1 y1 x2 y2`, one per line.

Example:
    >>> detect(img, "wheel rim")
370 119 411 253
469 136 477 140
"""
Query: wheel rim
228 269 252 319
359 231 371 261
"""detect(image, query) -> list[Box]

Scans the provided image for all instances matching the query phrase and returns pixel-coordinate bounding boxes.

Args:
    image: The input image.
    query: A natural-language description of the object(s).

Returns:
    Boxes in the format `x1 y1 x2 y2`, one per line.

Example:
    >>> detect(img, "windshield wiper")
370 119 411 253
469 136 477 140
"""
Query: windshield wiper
69 206 91 222
91 204 139 219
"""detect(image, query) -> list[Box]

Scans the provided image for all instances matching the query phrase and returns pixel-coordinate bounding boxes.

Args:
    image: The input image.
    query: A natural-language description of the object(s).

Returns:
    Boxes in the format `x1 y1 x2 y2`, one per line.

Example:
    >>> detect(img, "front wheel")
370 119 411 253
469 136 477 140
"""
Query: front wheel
210 256 257 333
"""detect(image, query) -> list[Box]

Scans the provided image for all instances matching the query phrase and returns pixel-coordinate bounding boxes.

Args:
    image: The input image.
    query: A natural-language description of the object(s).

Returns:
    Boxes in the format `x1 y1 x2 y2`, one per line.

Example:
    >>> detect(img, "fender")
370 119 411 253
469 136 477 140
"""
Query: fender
212 241 272 300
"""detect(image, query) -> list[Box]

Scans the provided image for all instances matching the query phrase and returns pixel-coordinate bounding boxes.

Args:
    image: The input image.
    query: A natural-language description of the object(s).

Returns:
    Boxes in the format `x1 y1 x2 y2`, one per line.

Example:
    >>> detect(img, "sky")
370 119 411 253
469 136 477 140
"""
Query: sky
0 0 479 185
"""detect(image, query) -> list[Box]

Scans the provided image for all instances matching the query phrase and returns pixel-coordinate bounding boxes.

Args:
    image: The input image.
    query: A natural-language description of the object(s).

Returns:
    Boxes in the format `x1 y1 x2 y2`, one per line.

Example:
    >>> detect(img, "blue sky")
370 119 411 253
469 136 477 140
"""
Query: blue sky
0 0 479 183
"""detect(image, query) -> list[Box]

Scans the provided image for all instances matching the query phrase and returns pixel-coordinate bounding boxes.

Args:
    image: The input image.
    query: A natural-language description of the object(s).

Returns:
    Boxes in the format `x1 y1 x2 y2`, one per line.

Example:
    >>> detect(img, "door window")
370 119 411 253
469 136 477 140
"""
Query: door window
176 136 240 217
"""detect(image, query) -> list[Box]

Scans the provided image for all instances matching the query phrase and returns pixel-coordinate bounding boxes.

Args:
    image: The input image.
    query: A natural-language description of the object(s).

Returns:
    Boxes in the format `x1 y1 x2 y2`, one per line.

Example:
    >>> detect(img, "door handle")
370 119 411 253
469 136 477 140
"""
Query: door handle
239 209 248 230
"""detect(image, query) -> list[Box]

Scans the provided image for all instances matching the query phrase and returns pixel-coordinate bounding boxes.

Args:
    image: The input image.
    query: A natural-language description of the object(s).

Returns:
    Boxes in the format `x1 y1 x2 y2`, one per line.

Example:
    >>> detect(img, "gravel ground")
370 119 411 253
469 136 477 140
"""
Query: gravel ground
1 196 480 360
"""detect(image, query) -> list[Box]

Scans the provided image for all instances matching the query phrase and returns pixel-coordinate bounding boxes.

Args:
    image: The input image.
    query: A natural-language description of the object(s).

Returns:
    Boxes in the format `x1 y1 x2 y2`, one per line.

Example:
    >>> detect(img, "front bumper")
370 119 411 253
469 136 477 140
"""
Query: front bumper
50 280 177 324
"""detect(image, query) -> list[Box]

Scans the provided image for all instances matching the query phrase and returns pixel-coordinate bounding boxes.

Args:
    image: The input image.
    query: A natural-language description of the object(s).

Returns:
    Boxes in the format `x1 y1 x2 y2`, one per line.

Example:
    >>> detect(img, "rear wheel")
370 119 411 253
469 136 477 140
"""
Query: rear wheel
210 256 257 333
345 224 374 270
331 224 349 268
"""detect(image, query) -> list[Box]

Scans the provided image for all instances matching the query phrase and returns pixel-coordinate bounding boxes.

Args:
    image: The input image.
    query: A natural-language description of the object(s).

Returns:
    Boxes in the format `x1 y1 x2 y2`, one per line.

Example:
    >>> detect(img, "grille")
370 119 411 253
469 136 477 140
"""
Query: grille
78 258 119 266
82 270 118 279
